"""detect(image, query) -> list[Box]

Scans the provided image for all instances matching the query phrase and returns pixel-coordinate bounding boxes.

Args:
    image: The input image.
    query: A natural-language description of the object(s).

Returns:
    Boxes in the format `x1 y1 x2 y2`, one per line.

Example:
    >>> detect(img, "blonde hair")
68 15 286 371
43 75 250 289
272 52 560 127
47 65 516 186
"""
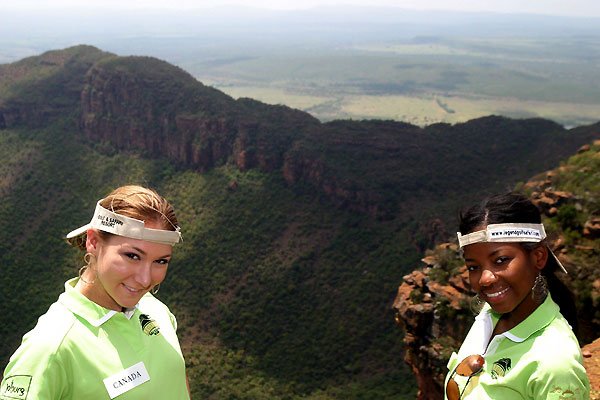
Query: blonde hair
68 185 179 250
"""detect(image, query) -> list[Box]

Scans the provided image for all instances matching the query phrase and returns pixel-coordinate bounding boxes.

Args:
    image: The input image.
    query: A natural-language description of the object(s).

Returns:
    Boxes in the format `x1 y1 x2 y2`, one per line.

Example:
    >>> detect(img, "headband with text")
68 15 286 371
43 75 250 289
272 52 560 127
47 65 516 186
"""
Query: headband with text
66 201 182 246
457 223 566 273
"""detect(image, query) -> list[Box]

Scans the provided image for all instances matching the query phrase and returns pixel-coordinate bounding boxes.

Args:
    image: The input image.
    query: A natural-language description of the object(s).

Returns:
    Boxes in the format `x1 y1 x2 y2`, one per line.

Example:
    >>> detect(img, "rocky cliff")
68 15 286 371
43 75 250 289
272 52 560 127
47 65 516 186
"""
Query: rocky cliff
393 140 600 399
1 46 599 220
79 56 320 173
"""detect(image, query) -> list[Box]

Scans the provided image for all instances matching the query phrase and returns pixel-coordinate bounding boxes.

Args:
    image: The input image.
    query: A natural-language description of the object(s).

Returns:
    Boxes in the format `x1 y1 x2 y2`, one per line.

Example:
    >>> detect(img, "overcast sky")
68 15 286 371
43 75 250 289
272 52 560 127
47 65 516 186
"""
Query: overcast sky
2 0 600 17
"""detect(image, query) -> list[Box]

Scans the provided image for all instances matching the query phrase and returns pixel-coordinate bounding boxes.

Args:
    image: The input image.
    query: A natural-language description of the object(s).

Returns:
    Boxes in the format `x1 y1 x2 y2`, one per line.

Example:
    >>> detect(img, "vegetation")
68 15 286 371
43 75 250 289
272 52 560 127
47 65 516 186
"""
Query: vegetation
0 122 417 398
522 141 600 342
0 46 598 398
197 36 600 126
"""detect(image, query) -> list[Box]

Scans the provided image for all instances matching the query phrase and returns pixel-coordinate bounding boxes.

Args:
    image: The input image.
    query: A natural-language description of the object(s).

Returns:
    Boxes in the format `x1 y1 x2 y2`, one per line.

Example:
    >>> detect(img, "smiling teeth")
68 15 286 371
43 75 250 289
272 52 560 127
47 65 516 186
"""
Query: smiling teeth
486 287 509 298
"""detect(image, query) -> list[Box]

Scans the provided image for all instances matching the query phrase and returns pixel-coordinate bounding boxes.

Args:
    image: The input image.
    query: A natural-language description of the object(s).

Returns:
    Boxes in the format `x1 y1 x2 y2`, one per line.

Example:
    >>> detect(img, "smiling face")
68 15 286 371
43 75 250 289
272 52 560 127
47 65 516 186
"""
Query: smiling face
463 240 547 326
81 222 173 311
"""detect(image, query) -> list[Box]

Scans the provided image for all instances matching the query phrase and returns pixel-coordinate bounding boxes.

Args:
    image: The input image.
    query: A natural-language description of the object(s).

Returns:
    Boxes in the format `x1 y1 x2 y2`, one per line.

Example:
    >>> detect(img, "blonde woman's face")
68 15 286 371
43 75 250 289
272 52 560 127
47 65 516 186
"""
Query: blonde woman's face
85 222 172 311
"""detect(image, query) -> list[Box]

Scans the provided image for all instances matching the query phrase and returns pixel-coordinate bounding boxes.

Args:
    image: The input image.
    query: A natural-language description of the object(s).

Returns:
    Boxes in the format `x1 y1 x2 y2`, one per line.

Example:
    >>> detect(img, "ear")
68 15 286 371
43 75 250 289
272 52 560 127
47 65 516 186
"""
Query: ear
531 245 549 271
86 229 100 254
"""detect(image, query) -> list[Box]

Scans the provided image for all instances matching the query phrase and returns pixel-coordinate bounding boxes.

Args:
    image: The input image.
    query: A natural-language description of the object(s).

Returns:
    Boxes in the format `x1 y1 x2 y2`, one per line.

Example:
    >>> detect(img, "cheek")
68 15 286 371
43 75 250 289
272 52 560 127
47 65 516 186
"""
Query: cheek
98 256 129 278
468 271 480 290
152 267 168 284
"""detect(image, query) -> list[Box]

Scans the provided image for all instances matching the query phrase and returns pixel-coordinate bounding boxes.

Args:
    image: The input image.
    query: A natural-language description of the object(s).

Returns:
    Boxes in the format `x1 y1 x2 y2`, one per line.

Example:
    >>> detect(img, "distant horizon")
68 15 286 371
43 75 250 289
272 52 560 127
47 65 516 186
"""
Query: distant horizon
2 0 600 18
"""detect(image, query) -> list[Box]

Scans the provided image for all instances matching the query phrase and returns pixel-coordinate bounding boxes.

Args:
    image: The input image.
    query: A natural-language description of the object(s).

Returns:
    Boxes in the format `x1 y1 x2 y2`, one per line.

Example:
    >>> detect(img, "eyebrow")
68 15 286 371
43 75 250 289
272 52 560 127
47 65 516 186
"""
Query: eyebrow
464 248 505 262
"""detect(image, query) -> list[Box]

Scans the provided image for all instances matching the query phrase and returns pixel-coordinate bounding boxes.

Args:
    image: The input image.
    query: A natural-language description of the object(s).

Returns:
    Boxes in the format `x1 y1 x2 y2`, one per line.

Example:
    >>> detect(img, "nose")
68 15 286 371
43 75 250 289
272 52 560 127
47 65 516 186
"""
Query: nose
135 263 153 289
479 268 496 287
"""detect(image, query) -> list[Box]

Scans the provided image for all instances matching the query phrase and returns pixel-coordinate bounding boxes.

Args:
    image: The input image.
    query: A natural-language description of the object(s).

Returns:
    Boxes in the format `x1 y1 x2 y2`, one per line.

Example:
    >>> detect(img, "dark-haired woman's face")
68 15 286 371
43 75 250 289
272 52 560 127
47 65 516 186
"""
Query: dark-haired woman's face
464 242 545 324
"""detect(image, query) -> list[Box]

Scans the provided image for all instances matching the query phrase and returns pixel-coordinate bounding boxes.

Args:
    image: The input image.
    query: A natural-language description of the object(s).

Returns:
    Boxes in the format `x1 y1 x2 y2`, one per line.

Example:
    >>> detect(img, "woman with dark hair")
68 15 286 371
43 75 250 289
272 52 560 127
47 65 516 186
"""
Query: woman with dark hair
444 192 590 400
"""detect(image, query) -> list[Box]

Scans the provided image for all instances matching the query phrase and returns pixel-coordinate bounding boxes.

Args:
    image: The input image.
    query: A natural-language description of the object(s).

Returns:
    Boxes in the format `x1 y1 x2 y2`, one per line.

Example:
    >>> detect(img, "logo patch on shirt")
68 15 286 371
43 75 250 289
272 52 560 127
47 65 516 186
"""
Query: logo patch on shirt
103 362 150 399
1 375 32 399
491 358 511 379
139 313 160 336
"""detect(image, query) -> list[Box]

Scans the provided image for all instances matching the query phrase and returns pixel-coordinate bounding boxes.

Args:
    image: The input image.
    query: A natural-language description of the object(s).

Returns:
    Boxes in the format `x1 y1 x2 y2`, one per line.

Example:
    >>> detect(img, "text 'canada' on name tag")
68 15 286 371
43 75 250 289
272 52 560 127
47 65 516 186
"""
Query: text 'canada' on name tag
103 362 150 399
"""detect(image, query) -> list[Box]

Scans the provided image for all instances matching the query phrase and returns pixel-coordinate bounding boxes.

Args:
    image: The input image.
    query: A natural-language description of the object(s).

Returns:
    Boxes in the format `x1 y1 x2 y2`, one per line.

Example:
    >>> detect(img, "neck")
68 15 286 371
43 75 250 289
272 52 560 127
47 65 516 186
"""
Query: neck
493 293 543 336
75 276 122 312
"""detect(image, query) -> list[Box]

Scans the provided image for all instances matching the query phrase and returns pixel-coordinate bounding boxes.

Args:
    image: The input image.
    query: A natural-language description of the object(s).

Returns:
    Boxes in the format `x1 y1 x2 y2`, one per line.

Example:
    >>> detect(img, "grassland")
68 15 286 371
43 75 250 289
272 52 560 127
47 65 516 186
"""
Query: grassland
206 85 600 127
191 36 600 127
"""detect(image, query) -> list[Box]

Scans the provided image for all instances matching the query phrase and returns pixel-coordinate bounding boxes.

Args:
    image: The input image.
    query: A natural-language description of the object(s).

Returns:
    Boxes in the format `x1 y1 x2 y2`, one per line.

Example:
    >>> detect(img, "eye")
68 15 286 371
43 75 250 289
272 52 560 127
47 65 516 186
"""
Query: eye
155 259 170 265
466 264 479 272
125 253 141 261
494 256 510 265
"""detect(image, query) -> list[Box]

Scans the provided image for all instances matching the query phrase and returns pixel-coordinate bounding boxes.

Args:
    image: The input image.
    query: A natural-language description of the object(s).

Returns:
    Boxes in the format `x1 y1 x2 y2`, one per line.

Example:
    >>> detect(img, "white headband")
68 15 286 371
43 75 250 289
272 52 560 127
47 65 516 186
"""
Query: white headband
66 201 182 246
457 223 566 273
457 223 545 247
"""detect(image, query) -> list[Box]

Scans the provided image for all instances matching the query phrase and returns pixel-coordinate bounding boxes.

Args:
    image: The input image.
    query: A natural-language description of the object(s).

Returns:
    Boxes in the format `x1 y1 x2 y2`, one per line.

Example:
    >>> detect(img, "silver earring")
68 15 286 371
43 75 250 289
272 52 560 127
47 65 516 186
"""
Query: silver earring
470 294 485 315
151 284 160 295
531 273 548 304
79 253 96 284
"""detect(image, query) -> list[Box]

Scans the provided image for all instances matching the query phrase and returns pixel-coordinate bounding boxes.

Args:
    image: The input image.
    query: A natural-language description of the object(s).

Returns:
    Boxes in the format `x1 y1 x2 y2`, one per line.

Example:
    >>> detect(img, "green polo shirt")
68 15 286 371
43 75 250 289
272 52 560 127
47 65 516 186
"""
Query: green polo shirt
1 278 189 400
445 295 590 400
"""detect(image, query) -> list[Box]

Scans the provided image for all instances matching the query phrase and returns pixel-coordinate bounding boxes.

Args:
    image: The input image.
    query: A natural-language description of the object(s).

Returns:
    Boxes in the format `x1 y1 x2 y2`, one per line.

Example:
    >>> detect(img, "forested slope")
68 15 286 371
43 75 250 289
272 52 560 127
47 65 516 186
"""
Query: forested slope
0 46 598 398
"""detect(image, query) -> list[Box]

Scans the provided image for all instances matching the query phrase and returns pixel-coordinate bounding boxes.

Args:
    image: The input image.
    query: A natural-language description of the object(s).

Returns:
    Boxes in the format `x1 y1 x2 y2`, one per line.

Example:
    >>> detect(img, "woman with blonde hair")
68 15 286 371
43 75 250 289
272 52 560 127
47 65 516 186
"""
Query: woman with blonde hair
1 185 190 399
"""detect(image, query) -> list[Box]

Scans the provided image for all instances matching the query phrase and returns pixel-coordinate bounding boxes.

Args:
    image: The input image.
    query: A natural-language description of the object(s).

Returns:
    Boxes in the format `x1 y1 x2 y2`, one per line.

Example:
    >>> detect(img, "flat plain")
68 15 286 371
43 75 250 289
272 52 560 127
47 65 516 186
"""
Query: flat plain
2 8 599 127
188 36 600 127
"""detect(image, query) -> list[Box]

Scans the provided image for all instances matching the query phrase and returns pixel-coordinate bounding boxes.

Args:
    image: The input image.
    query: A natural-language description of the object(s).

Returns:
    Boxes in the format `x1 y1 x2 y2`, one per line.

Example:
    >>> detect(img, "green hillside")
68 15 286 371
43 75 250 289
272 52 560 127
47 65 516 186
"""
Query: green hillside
0 46 598 398
0 123 415 398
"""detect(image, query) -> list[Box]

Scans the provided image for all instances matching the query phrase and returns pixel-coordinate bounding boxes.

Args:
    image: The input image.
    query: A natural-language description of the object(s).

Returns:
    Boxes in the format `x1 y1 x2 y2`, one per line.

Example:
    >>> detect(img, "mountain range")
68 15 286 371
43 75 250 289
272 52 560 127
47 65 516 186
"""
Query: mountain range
0 45 598 398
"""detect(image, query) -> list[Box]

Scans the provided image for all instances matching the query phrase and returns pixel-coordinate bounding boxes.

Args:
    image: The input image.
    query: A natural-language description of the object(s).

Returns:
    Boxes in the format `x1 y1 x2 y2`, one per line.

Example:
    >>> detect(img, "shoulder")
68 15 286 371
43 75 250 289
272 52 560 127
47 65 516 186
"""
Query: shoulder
14 301 77 360
530 314 581 361
1 302 76 399
526 315 589 399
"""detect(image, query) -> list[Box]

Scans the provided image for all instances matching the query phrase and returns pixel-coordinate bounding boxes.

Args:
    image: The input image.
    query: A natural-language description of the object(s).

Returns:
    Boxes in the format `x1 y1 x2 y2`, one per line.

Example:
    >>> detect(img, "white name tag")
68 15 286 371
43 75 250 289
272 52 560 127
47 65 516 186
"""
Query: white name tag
103 362 150 399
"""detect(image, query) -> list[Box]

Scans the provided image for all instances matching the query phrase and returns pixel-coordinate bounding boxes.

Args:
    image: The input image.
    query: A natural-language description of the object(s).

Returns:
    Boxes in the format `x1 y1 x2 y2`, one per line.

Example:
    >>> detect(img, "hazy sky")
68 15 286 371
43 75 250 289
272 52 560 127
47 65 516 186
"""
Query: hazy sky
2 0 600 17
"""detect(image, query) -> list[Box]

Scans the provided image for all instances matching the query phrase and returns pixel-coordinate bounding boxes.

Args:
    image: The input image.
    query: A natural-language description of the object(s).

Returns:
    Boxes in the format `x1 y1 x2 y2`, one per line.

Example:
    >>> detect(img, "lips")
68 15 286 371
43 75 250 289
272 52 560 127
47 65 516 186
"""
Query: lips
122 284 144 294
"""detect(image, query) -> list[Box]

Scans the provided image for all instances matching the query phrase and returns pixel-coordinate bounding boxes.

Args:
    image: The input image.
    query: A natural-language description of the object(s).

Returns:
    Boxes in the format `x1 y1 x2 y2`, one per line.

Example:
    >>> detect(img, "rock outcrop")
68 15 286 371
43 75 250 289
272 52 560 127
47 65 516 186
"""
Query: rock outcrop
393 245 474 400
79 57 318 173
584 338 600 400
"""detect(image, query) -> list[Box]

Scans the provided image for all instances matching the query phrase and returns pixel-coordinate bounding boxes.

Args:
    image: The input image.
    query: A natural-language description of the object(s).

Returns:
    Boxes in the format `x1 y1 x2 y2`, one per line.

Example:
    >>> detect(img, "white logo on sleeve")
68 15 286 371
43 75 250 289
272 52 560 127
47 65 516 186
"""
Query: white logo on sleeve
103 362 150 399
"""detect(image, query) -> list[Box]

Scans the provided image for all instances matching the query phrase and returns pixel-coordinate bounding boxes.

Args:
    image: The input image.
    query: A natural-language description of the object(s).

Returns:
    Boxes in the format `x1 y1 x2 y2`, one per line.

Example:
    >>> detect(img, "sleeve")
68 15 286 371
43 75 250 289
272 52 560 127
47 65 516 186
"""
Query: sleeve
527 351 590 400
0 331 69 400
169 309 178 332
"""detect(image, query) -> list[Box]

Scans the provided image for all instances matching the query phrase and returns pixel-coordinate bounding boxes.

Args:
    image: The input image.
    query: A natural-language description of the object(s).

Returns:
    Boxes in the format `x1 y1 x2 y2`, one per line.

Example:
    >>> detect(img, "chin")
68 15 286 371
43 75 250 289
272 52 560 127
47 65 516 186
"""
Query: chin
115 295 144 310
488 301 520 315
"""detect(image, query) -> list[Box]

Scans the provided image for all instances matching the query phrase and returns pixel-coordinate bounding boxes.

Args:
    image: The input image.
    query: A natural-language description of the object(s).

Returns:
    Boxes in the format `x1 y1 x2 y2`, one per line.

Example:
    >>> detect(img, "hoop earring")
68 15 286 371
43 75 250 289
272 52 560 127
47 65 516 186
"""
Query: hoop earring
151 284 160 295
531 273 548 304
79 253 96 284
470 294 485 315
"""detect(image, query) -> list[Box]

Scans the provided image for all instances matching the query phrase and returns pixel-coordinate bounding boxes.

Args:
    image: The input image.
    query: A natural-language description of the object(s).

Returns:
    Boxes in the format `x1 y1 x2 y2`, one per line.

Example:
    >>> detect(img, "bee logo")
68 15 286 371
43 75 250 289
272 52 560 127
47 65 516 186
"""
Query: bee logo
139 314 160 336
491 358 511 379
